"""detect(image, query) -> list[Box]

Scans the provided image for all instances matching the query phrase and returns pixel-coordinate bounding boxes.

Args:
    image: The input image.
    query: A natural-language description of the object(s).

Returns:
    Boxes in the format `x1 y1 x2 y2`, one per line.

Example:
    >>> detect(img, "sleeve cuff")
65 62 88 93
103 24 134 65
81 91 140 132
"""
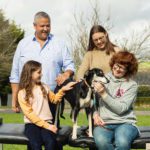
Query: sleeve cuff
58 89 65 96
64 66 75 72
101 92 108 99
9 76 19 83
9 79 19 83
93 111 99 119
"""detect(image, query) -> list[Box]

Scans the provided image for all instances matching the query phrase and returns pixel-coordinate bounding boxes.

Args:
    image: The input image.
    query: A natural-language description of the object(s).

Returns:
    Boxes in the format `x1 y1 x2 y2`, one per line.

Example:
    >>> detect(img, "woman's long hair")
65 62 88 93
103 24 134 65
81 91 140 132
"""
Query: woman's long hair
87 25 116 55
19 60 47 102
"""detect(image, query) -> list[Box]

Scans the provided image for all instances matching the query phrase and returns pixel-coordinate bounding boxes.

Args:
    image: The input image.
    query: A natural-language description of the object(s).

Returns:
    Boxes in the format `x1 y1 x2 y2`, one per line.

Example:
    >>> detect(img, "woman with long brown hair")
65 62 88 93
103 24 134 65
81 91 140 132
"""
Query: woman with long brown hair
18 60 76 150
77 25 121 79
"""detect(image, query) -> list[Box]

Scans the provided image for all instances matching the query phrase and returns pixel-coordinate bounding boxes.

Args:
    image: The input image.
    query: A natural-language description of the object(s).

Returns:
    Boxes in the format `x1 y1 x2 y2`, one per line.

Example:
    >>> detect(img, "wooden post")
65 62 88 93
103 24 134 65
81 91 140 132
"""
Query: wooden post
0 144 3 150
0 118 2 125
0 118 3 150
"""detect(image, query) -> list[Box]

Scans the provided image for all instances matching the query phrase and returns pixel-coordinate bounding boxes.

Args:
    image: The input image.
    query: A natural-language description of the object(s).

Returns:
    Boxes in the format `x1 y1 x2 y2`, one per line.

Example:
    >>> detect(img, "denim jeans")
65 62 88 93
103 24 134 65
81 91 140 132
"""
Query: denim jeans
25 124 61 150
93 123 139 150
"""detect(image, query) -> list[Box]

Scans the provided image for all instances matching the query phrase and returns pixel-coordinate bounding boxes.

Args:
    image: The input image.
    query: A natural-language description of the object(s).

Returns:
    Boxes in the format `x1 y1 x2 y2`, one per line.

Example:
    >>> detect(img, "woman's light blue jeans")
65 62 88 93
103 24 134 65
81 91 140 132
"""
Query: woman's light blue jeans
93 123 139 150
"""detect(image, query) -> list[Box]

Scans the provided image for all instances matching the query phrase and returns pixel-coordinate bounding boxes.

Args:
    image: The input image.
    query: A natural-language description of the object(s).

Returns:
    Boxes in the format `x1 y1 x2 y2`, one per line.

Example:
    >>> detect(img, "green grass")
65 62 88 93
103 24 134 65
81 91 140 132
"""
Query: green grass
139 62 150 71
135 104 150 111
1 104 150 111
0 113 150 150
135 106 150 111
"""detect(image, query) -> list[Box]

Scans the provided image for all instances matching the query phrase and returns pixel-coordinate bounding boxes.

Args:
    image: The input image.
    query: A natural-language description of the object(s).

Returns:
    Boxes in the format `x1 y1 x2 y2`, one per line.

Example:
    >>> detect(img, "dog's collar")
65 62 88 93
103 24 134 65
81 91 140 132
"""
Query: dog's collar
80 78 91 88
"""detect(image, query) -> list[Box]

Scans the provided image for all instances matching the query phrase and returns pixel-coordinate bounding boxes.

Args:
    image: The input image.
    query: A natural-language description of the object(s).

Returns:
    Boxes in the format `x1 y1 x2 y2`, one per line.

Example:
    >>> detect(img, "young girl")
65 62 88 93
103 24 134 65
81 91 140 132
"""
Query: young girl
93 51 139 150
18 60 77 150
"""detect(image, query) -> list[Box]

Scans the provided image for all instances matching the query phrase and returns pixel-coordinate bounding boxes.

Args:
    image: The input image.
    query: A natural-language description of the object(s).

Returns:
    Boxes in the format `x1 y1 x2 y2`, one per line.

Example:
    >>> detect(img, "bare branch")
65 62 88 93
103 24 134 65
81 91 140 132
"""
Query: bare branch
68 0 112 70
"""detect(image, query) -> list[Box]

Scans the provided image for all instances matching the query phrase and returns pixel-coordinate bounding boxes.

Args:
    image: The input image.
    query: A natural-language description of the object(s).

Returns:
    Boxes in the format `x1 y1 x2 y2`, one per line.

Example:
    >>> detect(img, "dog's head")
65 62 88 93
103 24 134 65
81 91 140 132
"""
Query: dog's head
83 68 109 88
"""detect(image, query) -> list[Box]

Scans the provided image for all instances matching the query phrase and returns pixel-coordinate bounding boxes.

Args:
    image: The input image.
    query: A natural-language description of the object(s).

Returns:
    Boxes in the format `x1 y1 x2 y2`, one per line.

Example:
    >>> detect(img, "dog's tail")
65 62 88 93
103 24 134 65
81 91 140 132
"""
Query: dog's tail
60 98 65 119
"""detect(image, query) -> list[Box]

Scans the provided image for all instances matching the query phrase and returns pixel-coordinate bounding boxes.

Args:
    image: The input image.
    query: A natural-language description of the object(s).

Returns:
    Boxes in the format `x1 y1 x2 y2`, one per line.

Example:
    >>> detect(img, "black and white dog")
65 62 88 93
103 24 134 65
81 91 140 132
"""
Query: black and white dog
55 68 109 139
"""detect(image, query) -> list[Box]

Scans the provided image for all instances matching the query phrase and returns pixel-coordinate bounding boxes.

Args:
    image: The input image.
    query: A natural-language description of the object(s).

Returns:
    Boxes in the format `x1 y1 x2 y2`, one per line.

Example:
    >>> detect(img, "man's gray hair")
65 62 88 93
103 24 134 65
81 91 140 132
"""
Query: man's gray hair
34 11 50 24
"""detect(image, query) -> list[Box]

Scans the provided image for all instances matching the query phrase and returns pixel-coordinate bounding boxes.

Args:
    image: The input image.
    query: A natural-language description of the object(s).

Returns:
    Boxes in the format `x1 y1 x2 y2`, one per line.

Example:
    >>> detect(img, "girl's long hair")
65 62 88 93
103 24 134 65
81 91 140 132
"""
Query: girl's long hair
87 25 116 55
19 60 47 102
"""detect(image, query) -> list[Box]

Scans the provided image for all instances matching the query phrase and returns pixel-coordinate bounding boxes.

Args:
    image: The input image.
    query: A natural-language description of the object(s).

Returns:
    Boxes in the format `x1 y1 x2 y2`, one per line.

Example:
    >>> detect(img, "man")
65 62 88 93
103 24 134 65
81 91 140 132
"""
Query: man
10 11 75 113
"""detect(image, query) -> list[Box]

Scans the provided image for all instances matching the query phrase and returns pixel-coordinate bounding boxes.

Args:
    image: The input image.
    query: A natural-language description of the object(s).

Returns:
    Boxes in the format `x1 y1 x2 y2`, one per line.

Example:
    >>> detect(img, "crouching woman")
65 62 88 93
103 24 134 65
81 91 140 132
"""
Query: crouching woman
93 51 140 150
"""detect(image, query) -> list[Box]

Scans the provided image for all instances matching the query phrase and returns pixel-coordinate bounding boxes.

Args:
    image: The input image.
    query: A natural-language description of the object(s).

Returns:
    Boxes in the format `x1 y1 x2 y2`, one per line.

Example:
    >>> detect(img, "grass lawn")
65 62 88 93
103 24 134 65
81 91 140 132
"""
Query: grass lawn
135 105 150 111
139 61 150 71
0 112 150 150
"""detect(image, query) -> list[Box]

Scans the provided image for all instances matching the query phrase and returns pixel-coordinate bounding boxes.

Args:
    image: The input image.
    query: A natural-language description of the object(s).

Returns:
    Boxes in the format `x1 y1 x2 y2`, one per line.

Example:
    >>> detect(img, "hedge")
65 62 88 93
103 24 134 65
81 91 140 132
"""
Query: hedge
137 85 150 97
136 97 150 106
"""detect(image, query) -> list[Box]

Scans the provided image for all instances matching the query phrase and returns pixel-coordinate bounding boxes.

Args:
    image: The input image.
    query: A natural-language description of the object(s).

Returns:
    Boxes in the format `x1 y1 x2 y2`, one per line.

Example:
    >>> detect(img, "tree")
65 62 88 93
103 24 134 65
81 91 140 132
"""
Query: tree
68 0 150 71
116 25 150 62
68 0 112 70
0 9 24 105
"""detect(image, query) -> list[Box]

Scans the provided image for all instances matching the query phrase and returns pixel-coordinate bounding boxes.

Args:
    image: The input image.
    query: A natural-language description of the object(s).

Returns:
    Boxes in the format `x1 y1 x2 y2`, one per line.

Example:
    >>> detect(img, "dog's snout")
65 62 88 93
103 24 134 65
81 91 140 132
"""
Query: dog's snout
92 76 109 84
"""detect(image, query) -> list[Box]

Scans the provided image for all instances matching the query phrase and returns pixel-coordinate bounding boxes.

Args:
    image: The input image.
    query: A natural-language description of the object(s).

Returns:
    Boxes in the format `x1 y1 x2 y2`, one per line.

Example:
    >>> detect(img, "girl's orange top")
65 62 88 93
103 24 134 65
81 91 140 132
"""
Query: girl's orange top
18 84 65 130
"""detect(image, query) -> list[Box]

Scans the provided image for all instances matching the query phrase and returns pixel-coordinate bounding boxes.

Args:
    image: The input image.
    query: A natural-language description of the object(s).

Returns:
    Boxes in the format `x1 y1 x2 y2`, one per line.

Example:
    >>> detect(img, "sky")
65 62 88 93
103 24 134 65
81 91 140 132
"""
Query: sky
0 0 150 45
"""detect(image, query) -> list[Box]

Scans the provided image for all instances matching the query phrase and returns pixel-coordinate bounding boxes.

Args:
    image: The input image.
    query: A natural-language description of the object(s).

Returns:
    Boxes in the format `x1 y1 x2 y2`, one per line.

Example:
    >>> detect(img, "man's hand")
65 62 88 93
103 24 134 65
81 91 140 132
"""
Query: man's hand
11 83 20 113
93 113 105 126
12 100 21 113
56 70 73 86
49 124 58 133
56 73 68 86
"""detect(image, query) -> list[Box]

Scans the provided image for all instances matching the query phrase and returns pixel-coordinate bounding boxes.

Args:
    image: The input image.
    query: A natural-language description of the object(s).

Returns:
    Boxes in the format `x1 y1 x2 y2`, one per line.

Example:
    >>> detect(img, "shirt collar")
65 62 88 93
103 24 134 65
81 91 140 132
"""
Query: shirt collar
32 33 53 41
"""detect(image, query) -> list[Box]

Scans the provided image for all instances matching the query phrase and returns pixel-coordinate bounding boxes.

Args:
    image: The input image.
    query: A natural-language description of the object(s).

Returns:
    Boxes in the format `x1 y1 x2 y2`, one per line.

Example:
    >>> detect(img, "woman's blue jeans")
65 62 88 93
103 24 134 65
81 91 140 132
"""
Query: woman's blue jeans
93 123 139 150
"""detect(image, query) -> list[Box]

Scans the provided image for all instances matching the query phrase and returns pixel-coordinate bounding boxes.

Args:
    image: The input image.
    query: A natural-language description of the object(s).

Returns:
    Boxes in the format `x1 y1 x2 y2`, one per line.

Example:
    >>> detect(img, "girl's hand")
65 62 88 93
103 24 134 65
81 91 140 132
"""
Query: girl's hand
49 124 58 133
61 81 77 92
93 113 105 126
93 82 106 95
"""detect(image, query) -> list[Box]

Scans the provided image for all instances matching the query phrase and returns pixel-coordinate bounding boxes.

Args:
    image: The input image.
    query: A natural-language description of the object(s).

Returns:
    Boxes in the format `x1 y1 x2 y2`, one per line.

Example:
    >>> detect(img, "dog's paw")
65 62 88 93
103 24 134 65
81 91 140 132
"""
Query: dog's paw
89 134 93 137
87 130 93 137
72 135 77 140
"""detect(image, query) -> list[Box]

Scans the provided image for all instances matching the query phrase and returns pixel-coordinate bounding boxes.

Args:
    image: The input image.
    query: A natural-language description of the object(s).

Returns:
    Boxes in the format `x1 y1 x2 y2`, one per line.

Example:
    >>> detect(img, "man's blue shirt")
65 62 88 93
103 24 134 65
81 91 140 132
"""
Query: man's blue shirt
10 34 75 91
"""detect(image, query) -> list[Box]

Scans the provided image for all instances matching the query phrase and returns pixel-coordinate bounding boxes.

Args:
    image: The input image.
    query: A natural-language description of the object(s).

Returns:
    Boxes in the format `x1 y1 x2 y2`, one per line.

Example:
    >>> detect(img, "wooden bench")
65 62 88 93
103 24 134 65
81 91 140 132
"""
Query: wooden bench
68 126 150 150
0 118 72 150
0 118 150 150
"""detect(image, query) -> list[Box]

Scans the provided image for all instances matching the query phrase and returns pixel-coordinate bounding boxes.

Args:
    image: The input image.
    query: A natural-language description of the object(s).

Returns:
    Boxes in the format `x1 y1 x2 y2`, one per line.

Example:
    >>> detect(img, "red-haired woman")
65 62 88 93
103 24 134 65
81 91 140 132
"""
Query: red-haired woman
77 25 122 79
93 51 140 150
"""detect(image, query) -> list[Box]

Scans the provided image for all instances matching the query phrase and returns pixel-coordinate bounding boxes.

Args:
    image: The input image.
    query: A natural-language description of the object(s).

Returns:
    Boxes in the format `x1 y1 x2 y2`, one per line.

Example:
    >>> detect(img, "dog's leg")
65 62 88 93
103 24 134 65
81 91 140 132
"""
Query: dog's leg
71 110 75 122
72 120 78 139
88 112 93 137
72 109 78 139
54 104 59 127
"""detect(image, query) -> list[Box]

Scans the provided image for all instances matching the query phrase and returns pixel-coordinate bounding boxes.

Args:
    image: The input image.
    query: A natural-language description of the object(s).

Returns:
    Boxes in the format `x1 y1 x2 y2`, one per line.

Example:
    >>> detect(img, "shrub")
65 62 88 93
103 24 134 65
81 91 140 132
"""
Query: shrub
137 85 150 97
136 97 150 106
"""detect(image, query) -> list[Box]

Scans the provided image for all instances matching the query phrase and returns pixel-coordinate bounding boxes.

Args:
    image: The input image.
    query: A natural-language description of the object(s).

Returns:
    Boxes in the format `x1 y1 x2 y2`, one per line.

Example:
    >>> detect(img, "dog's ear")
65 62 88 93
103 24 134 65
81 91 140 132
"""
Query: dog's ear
84 70 89 78
84 70 92 79
79 81 88 98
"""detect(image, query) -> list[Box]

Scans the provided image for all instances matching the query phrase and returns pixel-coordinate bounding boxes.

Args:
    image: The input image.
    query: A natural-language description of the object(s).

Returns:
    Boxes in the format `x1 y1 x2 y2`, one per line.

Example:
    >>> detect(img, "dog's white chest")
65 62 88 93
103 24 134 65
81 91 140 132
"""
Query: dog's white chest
79 88 92 107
